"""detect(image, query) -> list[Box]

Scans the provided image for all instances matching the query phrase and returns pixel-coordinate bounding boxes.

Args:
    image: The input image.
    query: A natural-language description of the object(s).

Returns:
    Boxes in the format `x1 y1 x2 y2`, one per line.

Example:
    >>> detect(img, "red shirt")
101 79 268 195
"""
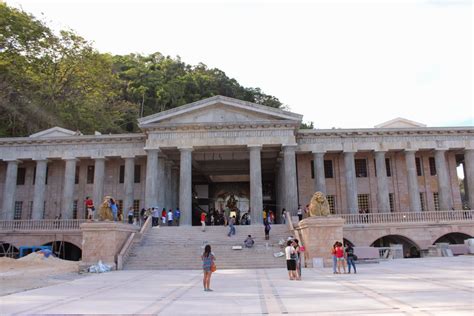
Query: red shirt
335 246 344 258
201 213 206 222
85 199 93 208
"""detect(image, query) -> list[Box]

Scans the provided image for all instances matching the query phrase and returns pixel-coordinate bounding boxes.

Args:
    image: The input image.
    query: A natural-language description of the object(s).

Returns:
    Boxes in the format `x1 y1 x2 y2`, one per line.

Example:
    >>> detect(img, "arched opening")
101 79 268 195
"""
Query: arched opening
343 238 354 247
434 232 471 245
371 234 420 258
42 241 82 261
0 243 19 258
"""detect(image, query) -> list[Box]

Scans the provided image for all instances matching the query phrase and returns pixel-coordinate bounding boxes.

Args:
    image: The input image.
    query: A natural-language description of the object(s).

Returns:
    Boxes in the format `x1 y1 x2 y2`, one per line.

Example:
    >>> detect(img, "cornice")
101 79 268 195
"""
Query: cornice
0 133 146 146
297 127 474 138
142 120 300 132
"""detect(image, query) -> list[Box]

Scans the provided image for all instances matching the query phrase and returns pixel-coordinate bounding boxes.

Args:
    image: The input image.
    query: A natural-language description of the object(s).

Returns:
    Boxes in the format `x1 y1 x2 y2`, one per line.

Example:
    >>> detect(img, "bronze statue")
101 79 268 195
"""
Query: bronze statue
98 196 114 221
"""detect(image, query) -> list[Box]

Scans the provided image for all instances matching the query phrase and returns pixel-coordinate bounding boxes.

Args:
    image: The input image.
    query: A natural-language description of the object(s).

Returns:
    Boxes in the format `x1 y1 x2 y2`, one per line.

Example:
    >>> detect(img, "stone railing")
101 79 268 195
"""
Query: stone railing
0 219 87 231
342 210 474 225
117 216 152 270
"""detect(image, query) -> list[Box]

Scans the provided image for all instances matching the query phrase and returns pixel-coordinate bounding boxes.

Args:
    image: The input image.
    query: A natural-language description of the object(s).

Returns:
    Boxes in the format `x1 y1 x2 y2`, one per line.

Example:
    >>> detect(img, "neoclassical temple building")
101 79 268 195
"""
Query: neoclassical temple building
0 96 473 225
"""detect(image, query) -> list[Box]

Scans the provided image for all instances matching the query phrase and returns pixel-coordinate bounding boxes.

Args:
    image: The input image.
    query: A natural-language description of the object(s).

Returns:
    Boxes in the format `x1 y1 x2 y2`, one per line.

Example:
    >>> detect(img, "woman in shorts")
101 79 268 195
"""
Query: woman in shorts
201 244 215 291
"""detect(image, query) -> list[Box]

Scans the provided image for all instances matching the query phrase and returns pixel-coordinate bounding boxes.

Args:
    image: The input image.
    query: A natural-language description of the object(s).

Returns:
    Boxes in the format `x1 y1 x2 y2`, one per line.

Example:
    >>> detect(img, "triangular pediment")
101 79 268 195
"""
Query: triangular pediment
374 117 427 128
138 96 302 128
29 126 78 138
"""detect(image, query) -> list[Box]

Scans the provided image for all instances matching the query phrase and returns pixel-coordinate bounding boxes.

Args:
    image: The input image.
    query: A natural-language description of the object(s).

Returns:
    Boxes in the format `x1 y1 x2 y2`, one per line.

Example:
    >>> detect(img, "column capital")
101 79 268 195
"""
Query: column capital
312 150 326 155
178 147 193 152
63 157 78 162
282 144 297 153
434 148 449 153
33 158 49 162
121 155 135 160
91 156 105 160
3 159 21 164
144 148 160 153
404 148 418 153
248 145 262 151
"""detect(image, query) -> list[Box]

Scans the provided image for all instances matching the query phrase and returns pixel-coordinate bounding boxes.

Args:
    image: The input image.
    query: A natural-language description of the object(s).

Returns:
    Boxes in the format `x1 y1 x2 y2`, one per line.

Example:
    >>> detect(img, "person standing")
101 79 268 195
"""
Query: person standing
345 244 357 274
285 240 298 280
161 208 167 225
110 198 118 222
294 239 302 280
297 205 303 221
331 242 338 274
281 208 287 224
227 216 236 237
167 209 173 226
201 244 216 291
174 207 181 226
127 207 134 224
85 196 94 221
152 207 159 227
264 219 271 240
335 242 346 274
201 211 207 232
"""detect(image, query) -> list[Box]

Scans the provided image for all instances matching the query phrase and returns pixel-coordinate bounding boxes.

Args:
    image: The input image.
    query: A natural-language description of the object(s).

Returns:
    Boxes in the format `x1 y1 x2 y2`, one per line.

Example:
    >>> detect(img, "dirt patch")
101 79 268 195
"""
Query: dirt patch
0 253 85 296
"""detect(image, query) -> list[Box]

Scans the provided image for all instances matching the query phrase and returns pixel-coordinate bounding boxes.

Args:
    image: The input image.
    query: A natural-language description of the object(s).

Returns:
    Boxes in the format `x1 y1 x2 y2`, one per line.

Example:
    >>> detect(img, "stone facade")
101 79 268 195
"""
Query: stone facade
0 95 473 226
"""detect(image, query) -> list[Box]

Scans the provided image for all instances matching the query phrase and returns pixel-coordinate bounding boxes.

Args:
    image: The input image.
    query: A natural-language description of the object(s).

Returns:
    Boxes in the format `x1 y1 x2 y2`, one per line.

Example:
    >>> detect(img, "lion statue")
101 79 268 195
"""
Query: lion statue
308 191 331 217
98 196 114 221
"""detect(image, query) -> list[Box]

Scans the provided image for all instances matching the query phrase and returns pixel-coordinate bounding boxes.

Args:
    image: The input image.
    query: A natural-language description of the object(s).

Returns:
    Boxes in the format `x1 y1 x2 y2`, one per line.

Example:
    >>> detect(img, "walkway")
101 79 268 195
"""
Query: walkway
1 256 473 315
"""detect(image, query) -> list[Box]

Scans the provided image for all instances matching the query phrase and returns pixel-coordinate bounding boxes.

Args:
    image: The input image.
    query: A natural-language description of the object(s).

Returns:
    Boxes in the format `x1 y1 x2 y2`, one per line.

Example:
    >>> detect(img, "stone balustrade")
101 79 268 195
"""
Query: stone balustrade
0 219 87 231
342 210 474 225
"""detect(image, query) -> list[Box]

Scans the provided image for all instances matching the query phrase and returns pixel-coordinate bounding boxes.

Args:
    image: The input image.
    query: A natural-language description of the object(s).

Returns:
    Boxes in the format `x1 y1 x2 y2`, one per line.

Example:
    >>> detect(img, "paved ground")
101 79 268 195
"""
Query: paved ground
1 256 473 315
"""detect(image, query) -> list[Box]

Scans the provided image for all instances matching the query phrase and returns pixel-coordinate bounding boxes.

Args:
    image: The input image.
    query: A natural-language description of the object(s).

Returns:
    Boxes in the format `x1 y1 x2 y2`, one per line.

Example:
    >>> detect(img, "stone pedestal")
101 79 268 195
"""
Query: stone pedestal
297 216 344 268
80 222 139 270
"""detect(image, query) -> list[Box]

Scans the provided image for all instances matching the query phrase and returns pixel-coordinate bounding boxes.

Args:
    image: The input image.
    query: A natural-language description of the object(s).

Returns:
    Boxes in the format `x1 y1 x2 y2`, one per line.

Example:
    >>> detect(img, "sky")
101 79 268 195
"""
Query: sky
6 0 473 129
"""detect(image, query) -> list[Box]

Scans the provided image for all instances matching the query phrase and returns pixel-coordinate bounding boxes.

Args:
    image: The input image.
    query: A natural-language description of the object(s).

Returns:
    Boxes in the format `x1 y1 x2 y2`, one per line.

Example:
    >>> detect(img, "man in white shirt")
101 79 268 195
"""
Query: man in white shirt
297 205 303 221
167 209 173 226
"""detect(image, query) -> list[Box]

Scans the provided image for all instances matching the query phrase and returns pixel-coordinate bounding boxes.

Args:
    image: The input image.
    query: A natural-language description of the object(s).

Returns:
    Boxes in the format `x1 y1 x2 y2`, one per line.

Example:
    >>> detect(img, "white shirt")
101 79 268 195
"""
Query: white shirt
285 246 295 260
297 208 303 215
167 211 173 221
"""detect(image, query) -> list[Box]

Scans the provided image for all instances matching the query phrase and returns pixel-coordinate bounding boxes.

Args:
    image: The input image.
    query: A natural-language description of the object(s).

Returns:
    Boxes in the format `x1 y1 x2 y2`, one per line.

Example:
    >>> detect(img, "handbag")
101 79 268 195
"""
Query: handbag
211 262 217 272
352 255 358 261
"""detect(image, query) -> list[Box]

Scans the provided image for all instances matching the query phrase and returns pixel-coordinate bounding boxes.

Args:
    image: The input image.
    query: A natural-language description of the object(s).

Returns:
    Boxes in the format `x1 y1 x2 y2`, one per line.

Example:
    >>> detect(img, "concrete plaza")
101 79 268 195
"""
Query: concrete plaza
1 256 473 315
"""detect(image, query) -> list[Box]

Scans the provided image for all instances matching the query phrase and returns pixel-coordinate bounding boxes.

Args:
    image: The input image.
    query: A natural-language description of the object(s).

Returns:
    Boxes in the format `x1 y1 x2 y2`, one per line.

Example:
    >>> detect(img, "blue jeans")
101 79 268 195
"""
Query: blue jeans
228 225 235 236
332 255 337 273
347 258 356 273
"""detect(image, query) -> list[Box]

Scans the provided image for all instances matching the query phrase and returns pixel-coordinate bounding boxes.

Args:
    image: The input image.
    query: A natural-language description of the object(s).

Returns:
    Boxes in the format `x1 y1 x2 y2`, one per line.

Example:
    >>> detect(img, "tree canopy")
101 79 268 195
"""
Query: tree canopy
0 3 284 137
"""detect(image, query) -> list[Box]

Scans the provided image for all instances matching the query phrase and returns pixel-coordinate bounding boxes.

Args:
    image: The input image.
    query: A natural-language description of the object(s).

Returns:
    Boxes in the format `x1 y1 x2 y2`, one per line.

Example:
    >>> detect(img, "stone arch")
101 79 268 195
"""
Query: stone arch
42 241 82 261
0 242 19 258
370 234 421 258
433 232 472 245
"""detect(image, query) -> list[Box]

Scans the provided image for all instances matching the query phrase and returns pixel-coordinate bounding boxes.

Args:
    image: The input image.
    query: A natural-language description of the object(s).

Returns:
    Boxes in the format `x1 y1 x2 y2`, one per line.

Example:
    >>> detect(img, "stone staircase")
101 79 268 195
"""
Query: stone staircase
125 224 291 270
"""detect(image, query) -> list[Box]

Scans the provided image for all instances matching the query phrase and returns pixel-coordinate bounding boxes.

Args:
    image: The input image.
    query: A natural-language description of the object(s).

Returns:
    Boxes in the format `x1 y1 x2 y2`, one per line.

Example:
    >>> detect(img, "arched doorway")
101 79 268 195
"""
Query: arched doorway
434 232 471 244
42 241 82 261
0 243 19 258
371 234 420 258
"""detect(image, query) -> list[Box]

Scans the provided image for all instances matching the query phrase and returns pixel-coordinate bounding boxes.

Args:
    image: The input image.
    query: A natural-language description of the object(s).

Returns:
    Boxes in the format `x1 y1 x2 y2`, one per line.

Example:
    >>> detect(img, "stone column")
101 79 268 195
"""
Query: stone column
179 147 193 226
123 156 135 214
164 161 172 210
465 149 474 210
171 166 179 210
434 149 454 210
374 151 390 213
157 154 166 209
2 160 19 220
404 150 421 212
145 149 158 208
32 159 48 220
313 151 326 194
343 151 358 214
62 158 77 219
249 145 263 225
283 145 298 214
93 157 105 213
